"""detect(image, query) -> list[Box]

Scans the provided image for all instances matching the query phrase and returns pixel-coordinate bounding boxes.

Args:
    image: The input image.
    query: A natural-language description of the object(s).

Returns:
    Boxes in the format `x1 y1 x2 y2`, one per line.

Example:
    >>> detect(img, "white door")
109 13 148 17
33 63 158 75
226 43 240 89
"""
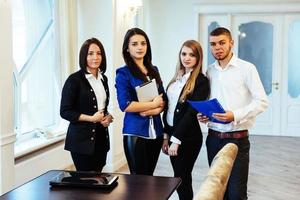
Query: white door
281 15 300 137
232 15 282 136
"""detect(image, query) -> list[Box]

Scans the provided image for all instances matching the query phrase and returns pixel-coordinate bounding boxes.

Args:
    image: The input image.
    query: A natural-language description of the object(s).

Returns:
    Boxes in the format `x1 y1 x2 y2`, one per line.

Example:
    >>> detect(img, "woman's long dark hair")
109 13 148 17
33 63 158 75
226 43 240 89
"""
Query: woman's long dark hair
79 37 107 74
122 28 162 85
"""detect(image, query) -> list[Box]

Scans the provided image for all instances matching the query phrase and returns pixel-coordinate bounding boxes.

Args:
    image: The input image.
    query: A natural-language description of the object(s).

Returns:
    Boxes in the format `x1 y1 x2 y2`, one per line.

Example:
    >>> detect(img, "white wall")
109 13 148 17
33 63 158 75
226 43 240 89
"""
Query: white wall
14 142 72 187
143 0 300 84
143 0 197 83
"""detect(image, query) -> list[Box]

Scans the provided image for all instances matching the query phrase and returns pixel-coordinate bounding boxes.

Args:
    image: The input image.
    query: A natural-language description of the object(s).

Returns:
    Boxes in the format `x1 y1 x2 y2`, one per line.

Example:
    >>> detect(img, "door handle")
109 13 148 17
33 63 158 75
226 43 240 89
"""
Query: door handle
272 82 279 90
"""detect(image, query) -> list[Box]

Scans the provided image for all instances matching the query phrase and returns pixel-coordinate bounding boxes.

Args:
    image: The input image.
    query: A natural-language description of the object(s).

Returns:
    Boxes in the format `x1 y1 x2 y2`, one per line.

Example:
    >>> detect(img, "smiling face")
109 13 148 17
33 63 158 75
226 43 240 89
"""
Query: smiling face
127 34 147 61
180 46 197 70
86 43 102 72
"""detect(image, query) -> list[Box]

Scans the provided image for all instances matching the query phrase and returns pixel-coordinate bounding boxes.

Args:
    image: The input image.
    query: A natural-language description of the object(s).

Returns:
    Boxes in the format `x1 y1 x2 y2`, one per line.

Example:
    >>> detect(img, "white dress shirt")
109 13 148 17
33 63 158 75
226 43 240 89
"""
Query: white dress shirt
85 70 106 111
207 54 268 132
166 70 192 144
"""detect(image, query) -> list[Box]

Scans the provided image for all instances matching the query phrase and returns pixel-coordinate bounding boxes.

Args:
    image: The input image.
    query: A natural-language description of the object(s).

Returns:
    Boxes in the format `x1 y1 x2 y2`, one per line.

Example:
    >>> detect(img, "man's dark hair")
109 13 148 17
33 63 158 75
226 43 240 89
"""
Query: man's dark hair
210 27 232 40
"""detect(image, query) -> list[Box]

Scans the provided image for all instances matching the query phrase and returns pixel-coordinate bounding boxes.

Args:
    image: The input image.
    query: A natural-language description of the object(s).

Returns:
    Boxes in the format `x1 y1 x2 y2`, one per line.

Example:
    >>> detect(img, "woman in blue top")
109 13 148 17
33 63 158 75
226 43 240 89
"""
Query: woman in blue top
115 28 166 175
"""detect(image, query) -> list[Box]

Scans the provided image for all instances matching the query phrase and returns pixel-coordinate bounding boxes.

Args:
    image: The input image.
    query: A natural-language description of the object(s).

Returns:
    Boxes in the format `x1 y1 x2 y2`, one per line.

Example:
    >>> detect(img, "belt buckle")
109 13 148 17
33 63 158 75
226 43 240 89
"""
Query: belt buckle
219 132 227 139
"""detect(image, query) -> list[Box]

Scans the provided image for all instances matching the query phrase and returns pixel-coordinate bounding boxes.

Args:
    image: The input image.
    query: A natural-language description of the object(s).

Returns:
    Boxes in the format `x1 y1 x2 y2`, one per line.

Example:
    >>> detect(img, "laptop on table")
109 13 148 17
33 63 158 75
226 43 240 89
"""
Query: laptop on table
49 171 118 189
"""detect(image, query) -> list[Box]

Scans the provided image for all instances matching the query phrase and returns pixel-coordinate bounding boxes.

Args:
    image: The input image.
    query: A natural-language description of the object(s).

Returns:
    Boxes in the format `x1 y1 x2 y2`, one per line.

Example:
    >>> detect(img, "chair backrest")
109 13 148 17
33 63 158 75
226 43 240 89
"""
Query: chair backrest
194 143 238 200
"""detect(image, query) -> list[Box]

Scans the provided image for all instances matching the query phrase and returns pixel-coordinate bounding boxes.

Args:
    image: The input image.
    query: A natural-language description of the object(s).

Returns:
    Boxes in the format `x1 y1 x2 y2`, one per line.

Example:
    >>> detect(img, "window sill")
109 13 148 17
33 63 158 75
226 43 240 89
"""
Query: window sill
14 133 66 159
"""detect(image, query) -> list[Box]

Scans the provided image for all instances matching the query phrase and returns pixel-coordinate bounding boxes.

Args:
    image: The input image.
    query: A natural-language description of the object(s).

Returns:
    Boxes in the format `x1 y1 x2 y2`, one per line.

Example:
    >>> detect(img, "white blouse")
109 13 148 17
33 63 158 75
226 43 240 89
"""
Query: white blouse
85 70 107 111
166 70 192 126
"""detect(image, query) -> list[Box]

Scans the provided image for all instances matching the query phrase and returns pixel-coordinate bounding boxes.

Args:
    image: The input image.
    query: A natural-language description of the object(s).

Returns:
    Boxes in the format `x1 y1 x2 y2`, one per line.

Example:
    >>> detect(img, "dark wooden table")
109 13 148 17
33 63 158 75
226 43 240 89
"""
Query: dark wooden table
0 170 181 200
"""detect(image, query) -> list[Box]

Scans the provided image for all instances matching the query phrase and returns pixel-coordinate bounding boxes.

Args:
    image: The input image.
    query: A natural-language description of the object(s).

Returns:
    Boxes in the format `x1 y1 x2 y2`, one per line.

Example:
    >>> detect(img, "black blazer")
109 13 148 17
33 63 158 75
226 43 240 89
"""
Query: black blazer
60 69 110 155
163 73 210 142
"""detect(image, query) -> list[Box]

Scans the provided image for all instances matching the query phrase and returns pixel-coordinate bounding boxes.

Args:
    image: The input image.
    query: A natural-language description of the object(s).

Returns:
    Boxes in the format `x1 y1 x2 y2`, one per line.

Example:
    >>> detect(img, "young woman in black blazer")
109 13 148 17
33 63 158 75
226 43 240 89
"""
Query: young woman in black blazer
60 38 113 172
162 40 210 200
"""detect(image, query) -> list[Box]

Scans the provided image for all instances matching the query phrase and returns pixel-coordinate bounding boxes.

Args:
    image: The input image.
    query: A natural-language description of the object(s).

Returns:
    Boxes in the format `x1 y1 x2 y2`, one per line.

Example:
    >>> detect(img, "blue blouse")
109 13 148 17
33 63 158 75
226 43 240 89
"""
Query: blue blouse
115 65 165 138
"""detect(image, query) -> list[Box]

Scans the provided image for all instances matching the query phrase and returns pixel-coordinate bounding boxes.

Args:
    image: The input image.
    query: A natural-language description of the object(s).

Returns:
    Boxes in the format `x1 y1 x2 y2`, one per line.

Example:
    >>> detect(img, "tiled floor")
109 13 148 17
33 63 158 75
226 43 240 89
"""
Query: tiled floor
116 134 300 200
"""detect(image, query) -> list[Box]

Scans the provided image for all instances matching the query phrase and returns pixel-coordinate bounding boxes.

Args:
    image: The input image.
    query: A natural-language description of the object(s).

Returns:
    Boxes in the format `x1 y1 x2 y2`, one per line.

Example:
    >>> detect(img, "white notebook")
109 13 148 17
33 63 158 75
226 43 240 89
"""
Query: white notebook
135 79 159 102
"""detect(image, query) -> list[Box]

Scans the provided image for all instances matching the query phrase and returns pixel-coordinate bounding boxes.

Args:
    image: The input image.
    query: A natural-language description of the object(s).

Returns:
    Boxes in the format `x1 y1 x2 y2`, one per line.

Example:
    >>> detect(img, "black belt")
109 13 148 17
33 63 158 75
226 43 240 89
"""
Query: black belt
208 129 248 139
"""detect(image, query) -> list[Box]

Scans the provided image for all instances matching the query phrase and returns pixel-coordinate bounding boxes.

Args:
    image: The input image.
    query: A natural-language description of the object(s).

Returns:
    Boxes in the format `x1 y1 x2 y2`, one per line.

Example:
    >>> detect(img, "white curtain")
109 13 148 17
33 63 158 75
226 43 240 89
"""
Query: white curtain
57 0 78 83
47 0 78 137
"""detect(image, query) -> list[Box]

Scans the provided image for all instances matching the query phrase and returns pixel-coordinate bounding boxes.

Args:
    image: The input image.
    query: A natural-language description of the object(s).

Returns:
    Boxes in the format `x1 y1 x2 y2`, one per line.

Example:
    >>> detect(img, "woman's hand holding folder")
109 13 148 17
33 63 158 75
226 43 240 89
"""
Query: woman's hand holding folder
197 113 209 124
139 94 164 117
153 94 164 107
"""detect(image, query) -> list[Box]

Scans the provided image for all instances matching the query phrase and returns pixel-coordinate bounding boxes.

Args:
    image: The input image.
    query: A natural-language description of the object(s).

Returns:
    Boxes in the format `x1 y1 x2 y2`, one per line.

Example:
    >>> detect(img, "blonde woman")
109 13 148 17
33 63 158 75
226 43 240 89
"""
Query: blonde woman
162 40 210 200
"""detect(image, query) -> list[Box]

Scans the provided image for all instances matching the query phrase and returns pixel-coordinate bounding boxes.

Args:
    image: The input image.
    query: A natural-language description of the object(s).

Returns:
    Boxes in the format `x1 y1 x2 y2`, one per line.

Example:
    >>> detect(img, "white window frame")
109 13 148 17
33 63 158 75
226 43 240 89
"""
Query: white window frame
12 0 66 157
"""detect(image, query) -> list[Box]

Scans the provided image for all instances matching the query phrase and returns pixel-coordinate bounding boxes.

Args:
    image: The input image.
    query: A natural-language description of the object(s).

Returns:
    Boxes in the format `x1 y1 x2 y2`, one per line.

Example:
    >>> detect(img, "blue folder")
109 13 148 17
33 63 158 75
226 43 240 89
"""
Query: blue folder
188 98 229 124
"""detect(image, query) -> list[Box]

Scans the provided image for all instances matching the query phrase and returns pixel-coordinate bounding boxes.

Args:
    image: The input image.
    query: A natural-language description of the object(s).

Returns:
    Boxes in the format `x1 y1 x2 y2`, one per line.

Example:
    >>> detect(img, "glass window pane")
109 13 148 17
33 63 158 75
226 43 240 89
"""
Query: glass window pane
288 21 300 98
207 22 219 65
23 0 53 51
20 35 59 133
12 0 59 135
238 21 273 95
12 0 53 72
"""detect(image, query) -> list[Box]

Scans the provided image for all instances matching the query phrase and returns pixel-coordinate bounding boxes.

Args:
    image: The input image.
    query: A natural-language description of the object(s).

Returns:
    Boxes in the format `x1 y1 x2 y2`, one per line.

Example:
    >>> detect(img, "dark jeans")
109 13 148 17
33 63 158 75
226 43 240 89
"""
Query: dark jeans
123 135 163 175
206 133 250 200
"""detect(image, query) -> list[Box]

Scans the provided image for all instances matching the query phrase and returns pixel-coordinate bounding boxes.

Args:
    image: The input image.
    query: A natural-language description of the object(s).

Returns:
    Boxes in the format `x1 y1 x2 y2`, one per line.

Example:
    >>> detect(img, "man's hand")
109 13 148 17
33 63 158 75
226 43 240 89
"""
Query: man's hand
212 111 234 123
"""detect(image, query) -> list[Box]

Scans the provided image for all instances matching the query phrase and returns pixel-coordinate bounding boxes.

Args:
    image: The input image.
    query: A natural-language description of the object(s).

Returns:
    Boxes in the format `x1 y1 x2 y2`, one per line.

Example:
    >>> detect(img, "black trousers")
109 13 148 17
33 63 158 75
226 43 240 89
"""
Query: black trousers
123 135 163 175
71 126 108 172
71 151 107 172
206 132 250 200
170 138 202 200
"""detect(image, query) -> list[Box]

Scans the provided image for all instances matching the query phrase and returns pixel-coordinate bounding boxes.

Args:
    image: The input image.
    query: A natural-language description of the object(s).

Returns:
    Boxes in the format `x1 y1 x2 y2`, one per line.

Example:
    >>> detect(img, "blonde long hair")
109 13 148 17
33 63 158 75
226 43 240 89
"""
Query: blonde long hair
167 40 203 102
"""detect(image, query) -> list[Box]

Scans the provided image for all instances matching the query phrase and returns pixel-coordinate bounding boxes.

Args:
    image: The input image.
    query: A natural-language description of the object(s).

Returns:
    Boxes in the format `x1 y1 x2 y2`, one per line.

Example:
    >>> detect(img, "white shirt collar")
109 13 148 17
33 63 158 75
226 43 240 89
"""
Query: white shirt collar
85 69 103 80
177 69 193 82
214 54 239 70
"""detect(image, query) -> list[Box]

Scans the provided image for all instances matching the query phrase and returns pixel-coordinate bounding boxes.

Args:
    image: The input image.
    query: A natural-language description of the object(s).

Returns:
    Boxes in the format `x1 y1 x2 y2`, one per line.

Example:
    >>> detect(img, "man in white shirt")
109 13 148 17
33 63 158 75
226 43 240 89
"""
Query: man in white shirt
198 27 268 200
